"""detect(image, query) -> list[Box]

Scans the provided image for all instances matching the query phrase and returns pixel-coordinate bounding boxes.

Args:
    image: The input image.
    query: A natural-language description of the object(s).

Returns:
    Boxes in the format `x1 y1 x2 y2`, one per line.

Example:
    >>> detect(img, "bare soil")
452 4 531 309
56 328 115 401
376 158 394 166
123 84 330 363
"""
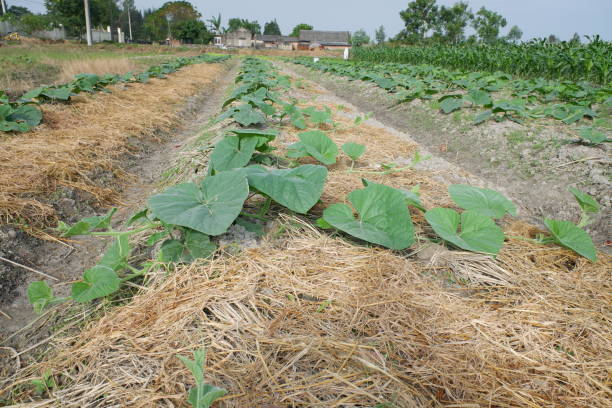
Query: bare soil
284 62 611 246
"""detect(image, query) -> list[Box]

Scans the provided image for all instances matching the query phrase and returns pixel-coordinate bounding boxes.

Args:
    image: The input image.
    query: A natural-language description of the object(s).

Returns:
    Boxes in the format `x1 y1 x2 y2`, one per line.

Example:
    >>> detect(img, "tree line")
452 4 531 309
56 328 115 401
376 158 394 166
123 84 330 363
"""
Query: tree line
0 1 318 44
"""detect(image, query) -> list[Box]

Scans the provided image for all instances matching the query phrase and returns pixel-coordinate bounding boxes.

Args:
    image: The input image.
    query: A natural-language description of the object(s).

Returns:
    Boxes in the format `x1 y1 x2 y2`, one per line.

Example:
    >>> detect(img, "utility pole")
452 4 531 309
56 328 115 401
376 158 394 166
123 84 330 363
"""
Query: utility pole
83 0 93 46
1 0 7 16
125 0 132 41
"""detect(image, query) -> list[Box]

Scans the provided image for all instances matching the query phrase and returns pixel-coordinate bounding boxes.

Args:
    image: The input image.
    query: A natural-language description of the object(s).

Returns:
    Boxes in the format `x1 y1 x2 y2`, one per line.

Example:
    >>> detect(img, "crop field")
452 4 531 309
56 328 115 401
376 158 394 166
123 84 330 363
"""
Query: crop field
0 40 611 408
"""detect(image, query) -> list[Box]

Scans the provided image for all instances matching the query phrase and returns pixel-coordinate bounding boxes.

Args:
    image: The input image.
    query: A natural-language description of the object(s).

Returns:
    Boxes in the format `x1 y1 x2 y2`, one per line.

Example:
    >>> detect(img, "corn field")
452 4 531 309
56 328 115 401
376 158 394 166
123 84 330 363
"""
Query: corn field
353 37 612 84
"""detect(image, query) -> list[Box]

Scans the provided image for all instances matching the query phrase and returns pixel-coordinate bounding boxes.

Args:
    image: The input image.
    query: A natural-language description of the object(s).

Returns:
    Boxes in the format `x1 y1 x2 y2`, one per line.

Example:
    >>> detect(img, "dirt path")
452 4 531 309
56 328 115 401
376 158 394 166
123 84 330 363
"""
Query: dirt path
0 59 239 351
283 62 611 246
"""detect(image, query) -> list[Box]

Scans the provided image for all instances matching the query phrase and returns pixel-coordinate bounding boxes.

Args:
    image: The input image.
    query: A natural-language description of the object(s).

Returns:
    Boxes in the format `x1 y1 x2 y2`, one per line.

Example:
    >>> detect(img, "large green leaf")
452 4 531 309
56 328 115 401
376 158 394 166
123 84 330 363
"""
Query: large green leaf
544 219 597 262
228 128 278 152
439 96 464 114
425 208 505 255
6 104 42 127
148 172 249 236
466 89 492 106
233 103 266 126
71 265 121 303
342 142 366 161
448 184 516 218
298 130 338 165
210 136 258 172
302 106 333 125
240 164 327 214
322 183 414 250
99 235 131 271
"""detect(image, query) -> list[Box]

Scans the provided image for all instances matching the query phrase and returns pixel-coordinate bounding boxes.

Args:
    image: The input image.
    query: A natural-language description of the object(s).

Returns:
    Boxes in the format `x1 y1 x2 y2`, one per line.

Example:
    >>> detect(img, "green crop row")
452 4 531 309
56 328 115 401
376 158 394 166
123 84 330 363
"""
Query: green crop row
292 57 611 136
352 37 612 84
0 54 230 133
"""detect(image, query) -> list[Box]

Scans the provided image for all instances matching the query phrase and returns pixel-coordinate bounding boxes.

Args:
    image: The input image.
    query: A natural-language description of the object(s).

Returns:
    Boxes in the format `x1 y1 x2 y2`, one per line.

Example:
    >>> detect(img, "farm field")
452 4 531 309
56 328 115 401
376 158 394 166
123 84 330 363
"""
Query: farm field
0 41 205 96
0 46 610 408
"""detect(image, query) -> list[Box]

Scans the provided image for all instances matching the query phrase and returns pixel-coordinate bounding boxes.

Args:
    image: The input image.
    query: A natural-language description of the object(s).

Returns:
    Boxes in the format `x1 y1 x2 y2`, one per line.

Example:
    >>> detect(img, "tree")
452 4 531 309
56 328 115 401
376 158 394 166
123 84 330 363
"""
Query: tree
207 13 221 34
434 1 472 43
290 23 312 37
175 19 211 43
19 13 55 33
471 6 507 43
45 0 115 36
351 29 370 47
7 6 31 17
143 1 201 41
227 18 260 35
263 19 281 35
570 32 581 43
547 34 560 44
375 25 386 44
399 0 438 42
505 25 522 43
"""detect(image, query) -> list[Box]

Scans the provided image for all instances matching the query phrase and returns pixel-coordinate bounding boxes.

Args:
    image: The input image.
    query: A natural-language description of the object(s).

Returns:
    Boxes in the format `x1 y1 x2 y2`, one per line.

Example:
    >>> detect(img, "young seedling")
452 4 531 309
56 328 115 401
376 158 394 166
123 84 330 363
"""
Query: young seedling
342 142 366 169
31 370 55 395
177 348 227 408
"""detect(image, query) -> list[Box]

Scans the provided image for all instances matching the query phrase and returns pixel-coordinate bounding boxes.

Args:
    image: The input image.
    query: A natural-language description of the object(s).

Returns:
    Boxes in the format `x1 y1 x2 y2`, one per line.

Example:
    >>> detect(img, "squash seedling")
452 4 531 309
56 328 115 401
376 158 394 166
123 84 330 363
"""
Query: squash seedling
342 142 366 169
177 348 227 408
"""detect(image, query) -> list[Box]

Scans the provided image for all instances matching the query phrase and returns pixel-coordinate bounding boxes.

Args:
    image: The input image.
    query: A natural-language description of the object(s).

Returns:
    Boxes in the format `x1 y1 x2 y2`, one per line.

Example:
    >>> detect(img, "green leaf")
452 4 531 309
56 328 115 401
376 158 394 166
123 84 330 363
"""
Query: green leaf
342 142 366 161
298 130 338 165
99 235 131 271
361 179 424 212
302 106 333 125
188 385 228 408
439 97 464 114
60 208 117 237
425 208 505 255
228 128 278 152
71 265 121 303
474 109 493 125
28 281 54 314
233 103 266 126
210 136 258 172
448 184 517 218
240 164 327 214
569 187 600 214
235 217 265 237
42 87 72 101
322 183 414 250
578 127 609 145
7 104 42 127
543 219 597 262
158 230 216 263
148 172 249 236
466 89 492 106
291 114 307 129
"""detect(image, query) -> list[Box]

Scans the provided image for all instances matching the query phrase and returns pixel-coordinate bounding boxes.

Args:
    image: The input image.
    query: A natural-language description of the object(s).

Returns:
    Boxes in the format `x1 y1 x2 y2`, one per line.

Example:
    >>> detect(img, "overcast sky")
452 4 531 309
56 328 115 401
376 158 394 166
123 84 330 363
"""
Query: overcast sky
13 0 612 41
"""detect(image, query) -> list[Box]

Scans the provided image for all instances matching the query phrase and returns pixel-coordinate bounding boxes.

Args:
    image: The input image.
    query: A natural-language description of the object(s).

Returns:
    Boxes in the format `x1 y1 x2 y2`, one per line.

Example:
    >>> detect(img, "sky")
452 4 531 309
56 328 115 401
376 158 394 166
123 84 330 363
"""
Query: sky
10 0 612 41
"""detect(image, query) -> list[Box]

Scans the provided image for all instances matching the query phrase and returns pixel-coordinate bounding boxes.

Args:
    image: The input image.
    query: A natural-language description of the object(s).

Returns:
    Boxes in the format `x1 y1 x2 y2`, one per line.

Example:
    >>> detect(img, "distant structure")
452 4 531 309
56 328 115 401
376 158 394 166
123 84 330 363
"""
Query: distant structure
297 30 351 50
215 28 351 50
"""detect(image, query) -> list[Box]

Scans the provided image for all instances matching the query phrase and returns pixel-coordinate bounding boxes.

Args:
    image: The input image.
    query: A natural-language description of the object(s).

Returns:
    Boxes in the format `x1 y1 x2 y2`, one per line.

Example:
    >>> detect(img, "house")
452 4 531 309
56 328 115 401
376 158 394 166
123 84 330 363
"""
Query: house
221 27 253 48
254 34 298 50
298 30 351 50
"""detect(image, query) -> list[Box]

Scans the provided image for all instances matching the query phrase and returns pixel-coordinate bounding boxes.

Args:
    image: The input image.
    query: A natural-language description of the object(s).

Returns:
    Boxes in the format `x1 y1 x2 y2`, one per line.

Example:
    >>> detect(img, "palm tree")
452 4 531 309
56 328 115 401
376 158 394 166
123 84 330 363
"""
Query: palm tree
207 13 222 35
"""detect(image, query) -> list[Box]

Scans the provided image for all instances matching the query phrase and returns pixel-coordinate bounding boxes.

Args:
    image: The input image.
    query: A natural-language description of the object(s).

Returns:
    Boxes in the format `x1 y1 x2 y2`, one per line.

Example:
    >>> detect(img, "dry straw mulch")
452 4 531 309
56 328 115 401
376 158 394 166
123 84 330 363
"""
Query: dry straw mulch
0 61 227 231
2 218 610 407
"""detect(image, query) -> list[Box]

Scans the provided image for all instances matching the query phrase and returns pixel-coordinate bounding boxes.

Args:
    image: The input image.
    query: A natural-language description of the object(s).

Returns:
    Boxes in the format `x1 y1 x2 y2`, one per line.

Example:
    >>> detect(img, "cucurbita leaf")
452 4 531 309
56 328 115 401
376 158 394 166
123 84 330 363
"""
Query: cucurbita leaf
439 96 464 114
425 208 505 255
28 281 54 314
239 164 327 214
449 184 516 218
7 104 43 127
323 183 414 250
543 219 597 262
342 142 366 161
148 171 249 236
71 265 121 303
60 208 117 237
569 187 600 214
298 130 338 165
158 230 216 263
210 135 258 172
